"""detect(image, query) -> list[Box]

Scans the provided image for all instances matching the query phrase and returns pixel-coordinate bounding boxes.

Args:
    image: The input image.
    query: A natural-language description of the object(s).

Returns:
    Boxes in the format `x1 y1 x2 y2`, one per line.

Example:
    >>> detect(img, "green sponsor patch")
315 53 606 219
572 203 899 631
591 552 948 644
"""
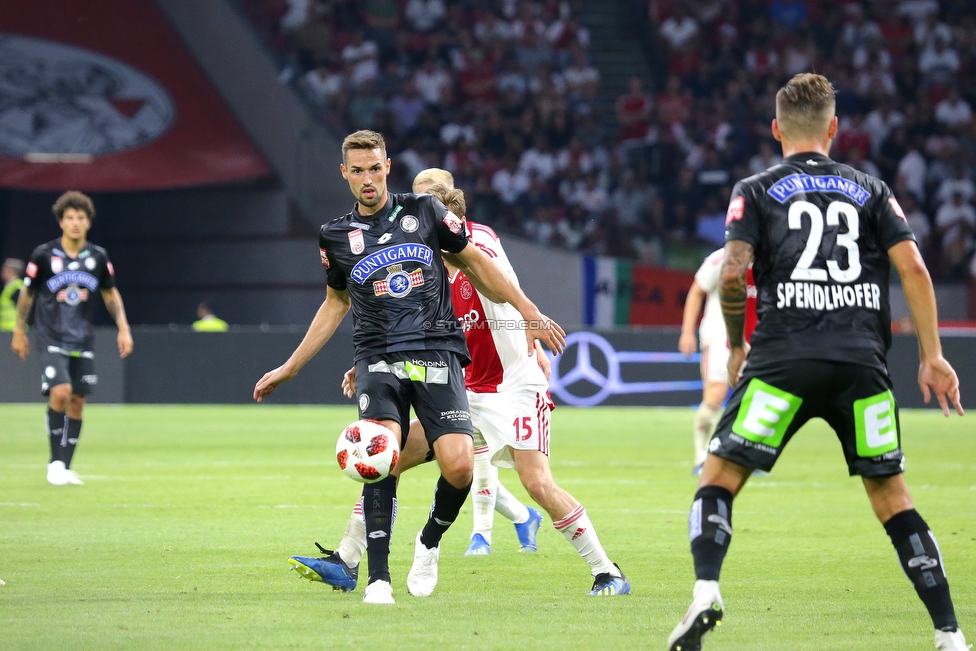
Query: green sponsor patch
854 390 898 457
731 379 803 448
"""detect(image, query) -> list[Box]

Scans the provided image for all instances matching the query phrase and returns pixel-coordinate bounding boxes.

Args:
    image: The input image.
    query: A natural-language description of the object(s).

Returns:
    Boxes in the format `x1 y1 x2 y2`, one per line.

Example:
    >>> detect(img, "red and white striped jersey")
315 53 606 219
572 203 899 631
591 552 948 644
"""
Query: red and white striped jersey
450 223 548 393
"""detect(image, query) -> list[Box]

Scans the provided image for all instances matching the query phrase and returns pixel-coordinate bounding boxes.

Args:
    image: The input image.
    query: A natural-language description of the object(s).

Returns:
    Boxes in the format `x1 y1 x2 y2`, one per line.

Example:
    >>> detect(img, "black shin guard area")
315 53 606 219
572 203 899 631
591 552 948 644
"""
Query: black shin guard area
689 486 734 582
884 509 957 631
63 418 82 468
363 476 397 584
47 408 65 463
420 475 471 549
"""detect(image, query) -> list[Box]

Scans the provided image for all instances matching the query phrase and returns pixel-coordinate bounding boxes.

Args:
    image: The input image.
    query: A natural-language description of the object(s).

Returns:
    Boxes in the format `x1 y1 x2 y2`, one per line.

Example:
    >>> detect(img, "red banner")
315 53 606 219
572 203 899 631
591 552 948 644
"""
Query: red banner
0 0 270 191
628 265 695 326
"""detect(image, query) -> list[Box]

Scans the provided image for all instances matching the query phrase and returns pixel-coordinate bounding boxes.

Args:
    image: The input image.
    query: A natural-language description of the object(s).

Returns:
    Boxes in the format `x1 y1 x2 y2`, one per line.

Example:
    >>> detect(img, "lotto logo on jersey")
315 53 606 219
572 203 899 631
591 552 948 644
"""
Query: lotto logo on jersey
443 211 463 234
319 247 330 268
725 196 745 225
888 197 906 220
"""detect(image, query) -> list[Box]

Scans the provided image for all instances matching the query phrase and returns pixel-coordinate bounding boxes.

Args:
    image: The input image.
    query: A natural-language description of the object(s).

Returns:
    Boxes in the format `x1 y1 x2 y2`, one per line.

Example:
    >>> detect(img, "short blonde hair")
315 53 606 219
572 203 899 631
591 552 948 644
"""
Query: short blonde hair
775 73 836 140
341 130 386 163
412 168 454 193
425 183 466 217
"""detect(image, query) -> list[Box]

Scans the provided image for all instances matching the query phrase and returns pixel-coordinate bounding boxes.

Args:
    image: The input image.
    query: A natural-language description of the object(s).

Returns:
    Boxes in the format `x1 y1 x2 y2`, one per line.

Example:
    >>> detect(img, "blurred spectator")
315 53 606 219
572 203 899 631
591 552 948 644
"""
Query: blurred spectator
413 58 452 106
770 0 808 31
404 0 445 33
748 140 783 175
341 31 380 88
935 165 976 204
659 7 699 50
865 99 905 157
934 87 972 130
836 113 873 159
492 156 530 205
616 76 653 144
389 82 426 135
612 172 650 228
901 193 933 255
918 37 960 85
935 192 976 277
193 303 229 332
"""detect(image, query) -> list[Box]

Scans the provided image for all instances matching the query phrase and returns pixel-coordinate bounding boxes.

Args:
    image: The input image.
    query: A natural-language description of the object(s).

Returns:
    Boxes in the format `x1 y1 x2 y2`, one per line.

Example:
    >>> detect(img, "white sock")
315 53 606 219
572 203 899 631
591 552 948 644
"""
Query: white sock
336 497 367 565
495 482 530 524
553 505 617 577
471 445 497 543
693 402 721 466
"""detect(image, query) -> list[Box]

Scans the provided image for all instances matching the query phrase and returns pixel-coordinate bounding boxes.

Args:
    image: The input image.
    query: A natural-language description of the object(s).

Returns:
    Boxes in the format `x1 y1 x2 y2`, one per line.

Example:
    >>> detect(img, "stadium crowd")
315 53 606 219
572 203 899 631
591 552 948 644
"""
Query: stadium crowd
239 0 976 280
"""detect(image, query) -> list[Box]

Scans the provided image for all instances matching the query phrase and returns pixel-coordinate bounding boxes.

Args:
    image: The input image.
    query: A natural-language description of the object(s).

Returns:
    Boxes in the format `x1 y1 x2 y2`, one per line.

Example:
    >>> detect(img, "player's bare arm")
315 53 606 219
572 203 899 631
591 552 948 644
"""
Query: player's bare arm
442 253 507 303
452 244 566 355
100 287 133 358
679 281 706 357
10 285 34 360
719 239 754 386
253 288 352 402
888 239 963 417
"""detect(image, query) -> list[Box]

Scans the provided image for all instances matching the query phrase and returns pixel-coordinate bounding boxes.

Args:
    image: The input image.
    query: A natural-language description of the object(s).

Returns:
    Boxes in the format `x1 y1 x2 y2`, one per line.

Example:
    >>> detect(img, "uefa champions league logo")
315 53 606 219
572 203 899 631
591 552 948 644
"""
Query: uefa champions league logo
0 33 175 159
548 331 703 407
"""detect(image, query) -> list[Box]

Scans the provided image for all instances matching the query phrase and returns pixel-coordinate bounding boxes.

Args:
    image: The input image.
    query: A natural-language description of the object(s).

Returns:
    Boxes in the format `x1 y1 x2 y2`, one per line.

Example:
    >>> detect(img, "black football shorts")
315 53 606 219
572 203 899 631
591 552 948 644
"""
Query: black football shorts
709 359 904 477
355 350 473 451
40 349 96 397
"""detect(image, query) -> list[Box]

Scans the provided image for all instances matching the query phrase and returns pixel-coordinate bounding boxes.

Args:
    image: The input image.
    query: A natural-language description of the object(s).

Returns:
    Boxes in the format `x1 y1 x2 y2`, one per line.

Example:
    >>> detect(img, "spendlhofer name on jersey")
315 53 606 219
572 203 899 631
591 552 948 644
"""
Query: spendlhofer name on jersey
776 281 881 311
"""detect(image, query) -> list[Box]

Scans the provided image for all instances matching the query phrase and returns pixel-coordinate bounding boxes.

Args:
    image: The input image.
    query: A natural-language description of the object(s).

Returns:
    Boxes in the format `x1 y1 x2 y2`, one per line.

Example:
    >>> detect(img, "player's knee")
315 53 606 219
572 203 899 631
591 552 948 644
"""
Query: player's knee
439 456 473 488
520 473 555 505
48 385 71 410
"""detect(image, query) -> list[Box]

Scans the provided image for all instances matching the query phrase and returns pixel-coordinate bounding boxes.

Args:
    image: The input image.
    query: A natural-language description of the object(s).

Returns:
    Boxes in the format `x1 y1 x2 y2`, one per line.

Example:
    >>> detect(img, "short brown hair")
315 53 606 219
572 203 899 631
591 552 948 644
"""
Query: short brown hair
341 130 386 163
412 168 454 192
775 73 836 139
425 183 466 218
52 191 95 222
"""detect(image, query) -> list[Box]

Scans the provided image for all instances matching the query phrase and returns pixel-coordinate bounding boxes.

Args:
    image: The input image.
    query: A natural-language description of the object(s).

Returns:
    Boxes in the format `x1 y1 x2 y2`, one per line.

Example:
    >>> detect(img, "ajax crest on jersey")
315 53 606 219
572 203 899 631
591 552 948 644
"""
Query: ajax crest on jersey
336 419 399 483
460 279 474 300
348 229 365 254
400 215 419 233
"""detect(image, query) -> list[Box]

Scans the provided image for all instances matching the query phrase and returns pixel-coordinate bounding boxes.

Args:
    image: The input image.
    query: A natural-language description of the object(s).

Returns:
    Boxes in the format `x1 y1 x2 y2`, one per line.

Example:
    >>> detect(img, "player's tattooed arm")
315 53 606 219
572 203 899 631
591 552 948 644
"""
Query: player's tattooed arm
10 287 34 360
719 240 754 349
101 288 134 358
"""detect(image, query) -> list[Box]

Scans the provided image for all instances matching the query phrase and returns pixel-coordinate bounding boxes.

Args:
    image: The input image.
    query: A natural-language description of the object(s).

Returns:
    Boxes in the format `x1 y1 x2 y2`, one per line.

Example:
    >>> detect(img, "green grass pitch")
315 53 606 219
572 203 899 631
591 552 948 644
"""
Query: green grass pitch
0 404 972 650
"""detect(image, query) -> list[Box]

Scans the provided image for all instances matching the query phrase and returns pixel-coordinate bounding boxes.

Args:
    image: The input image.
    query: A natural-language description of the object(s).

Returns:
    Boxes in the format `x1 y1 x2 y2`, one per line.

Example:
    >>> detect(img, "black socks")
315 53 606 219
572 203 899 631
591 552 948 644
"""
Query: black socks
689 486 734 582
884 509 957 631
363 475 397 584
46 408 65 463
420 475 471 549
63 418 82 468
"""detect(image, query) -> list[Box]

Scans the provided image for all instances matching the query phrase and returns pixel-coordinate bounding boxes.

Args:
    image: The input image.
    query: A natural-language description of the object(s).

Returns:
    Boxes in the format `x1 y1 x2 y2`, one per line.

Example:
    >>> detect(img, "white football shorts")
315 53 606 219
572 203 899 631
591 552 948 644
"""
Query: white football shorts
467 388 552 468
700 341 730 385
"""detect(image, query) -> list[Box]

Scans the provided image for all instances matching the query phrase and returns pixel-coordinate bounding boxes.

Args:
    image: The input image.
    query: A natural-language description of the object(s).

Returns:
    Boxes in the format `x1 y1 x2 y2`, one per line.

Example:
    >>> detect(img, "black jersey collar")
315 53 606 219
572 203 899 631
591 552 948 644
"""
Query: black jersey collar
354 194 395 223
784 152 833 165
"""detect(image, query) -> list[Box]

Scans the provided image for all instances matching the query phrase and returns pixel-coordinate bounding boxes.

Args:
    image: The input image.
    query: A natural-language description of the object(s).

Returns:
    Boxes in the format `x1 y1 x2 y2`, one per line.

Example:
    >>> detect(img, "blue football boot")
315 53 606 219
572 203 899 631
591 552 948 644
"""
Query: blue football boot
288 543 358 592
515 507 543 552
464 533 491 556
588 563 631 596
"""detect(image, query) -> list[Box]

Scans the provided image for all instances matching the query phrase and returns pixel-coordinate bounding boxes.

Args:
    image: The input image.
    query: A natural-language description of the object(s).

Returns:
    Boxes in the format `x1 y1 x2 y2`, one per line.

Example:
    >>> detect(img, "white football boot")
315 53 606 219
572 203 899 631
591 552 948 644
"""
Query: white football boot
406 531 439 597
935 628 972 650
362 580 395 604
47 461 68 486
667 580 724 651
63 468 83 485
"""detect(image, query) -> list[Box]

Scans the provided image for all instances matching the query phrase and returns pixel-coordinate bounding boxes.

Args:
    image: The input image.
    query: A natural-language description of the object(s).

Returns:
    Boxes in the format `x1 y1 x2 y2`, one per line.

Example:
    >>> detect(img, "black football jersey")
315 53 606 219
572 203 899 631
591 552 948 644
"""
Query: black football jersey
725 152 916 371
319 192 470 363
23 239 117 352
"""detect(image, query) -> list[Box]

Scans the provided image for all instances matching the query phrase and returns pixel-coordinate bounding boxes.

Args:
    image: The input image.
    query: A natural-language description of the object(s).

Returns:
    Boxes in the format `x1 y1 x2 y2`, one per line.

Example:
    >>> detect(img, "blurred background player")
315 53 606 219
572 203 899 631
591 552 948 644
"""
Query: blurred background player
295 182 629 597
1 258 26 332
10 191 133 486
680 250 759 475
192 302 229 332
255 132 565 604
668 73 968 651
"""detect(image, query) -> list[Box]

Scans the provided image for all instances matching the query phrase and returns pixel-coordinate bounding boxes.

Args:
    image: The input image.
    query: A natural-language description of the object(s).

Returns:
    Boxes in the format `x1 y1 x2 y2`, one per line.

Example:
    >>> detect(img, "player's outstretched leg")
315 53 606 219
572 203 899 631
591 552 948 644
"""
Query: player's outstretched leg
408 433 473 597
362 474 398 603
865 476 969 650
289 498 364 591
691 401 720 475
512 449 628 595
670 456 750 650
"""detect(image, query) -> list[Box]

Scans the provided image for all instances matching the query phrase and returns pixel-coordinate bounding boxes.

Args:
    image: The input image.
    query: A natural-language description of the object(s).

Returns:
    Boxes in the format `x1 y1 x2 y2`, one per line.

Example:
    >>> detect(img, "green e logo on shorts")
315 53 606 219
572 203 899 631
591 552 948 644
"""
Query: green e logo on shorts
854 390 898 457
731 379 803 448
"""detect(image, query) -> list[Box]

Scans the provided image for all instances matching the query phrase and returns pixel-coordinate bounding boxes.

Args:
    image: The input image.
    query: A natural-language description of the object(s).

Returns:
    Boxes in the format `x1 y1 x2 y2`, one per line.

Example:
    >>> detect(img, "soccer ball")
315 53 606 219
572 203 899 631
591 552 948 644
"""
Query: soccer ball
336 419 399 483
